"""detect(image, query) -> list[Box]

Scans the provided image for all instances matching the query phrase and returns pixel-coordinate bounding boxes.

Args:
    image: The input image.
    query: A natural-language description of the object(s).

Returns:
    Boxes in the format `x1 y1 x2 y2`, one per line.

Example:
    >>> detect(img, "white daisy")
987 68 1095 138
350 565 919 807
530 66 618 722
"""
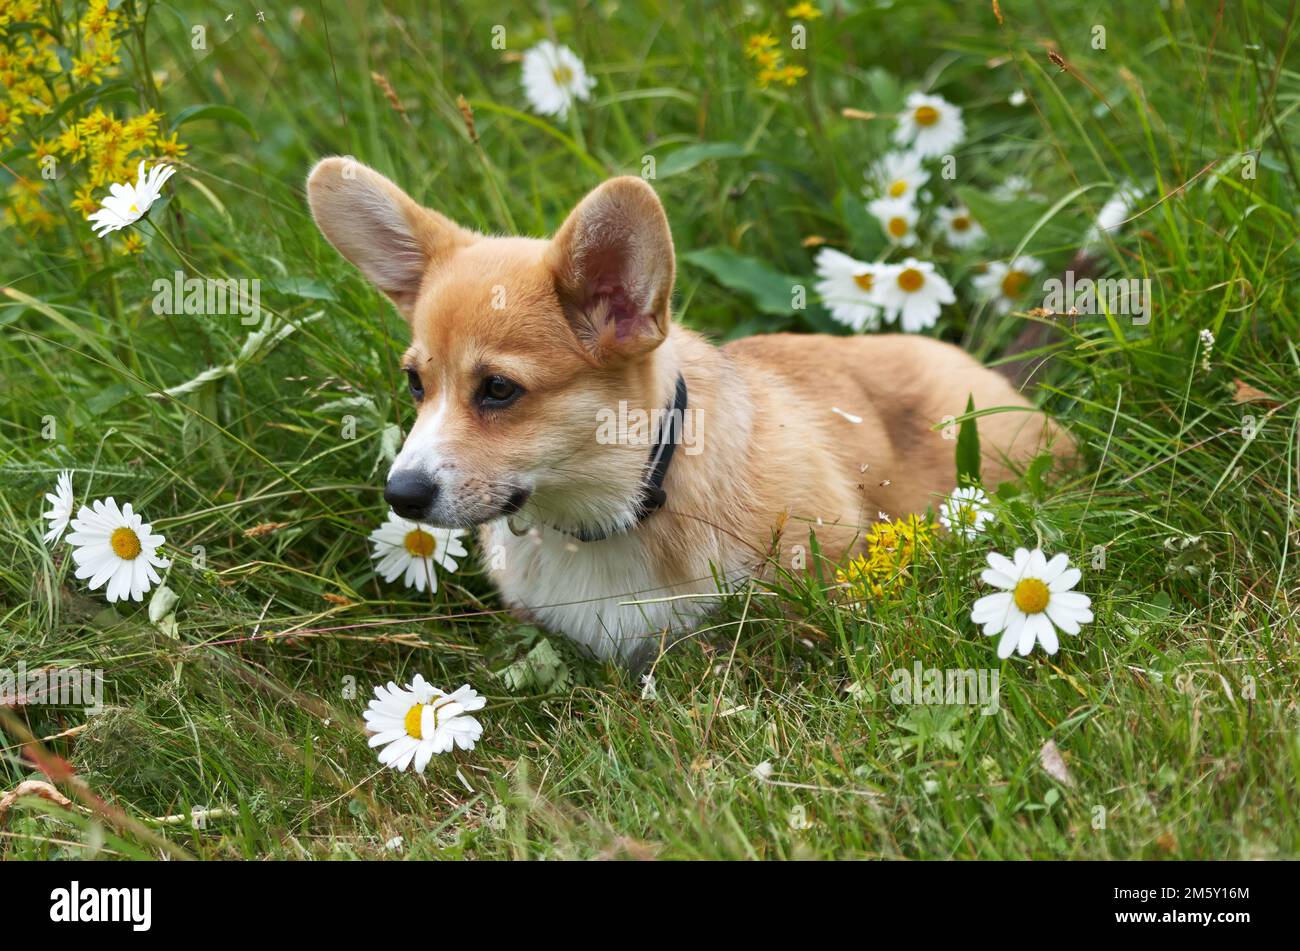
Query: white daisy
65 498 171 603
991 174 1038 201
866 151 929 202
521 40 596 119
971 548 1092 658
813 247 883 331
938 486 994 539
874 258 955 332
368 512 467 593
892 91 965 158
87 161 176 238
867 195 919 247
936 205 985 248
972 256 1043 314
364 675 486 773
1084 182 1144 246
42 470 74 545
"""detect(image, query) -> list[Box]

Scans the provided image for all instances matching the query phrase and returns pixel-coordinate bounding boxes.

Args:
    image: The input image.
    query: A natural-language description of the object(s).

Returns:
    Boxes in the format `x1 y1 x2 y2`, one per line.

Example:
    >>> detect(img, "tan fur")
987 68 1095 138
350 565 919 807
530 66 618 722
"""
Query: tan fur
307 158 1071 664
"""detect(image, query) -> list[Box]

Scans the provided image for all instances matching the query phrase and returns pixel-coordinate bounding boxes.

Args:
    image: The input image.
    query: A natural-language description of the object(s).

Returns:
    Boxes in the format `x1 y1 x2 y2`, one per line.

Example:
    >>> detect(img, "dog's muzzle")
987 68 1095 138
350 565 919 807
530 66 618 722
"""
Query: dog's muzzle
383 471 438 520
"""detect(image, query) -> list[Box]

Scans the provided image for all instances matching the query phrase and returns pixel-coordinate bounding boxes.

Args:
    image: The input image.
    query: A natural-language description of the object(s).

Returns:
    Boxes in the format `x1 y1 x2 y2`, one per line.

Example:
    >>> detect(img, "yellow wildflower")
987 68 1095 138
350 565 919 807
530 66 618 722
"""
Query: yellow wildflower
0 100 22 146
787 2 822 18
123 110 161 149
79 107 118 137
13 75 53 114
93 41 120 69
72 185 100 217
57 125 87 159
744 33 779 59
151 131 187 161
772 64 807 86
71 54 105 84
836 515 936 602
4 178 56 232
29 136 55 160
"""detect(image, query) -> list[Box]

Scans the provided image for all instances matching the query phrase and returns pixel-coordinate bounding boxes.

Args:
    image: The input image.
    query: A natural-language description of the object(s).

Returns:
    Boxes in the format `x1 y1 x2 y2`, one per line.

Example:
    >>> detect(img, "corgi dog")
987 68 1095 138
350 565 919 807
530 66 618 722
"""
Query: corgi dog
307 158 1070 666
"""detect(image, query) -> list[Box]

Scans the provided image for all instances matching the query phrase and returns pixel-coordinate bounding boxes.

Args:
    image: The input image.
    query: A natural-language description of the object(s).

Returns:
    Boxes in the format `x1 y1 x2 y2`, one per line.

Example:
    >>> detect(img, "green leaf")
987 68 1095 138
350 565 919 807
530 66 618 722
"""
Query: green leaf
838 187 882 256
496 639 570 693
995 480 1019 501
864 67 903 111
656 142 749 179
1122 590 1173 623
1024 451 1055 497
682 246 802 316
87 382 131 415
170 104 258 139
43 80 133 129
955 395 981 486
268 276 336 301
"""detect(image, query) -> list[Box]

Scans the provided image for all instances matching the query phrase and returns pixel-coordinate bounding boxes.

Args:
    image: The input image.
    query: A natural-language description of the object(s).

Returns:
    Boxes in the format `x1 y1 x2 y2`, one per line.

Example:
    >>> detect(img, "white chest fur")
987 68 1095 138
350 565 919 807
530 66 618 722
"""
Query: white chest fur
481 519 719 666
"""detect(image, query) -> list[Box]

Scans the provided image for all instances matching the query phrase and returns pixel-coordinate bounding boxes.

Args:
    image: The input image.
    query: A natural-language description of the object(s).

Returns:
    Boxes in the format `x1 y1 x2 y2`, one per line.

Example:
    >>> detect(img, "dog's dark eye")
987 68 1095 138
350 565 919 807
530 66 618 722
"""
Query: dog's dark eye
478 375 521 408
404 368 424 401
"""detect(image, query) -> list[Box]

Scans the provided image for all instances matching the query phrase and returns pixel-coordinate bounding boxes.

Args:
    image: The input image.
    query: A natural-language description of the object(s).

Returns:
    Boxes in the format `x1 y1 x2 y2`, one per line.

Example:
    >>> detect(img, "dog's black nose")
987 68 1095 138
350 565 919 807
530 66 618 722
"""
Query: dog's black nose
384 471 438 520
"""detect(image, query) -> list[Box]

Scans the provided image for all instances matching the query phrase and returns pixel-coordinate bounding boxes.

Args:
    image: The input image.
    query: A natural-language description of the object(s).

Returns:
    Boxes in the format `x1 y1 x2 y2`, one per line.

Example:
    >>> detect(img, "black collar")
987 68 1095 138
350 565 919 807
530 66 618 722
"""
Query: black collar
569 373 688 543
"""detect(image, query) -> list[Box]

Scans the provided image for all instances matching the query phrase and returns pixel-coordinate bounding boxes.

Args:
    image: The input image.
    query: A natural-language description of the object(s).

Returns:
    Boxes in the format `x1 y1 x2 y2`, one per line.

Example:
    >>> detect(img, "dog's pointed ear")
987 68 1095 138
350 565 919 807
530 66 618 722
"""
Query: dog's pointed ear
306 157 472 319
547 177 675 363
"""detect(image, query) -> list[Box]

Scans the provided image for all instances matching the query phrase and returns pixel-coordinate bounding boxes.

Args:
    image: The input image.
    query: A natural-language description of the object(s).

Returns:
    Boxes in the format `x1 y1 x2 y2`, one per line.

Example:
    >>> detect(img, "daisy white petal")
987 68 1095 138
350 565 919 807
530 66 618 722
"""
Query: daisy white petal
1050 567 1082 591
986 551 1017 580
42 470 75 544
1040 552 1071 583
997 620 1020 659
971 591 1012 623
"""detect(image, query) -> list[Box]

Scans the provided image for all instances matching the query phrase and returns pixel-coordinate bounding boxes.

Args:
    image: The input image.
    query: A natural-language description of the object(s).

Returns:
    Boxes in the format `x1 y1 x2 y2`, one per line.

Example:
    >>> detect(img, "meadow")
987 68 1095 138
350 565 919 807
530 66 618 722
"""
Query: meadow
1 0 1297 860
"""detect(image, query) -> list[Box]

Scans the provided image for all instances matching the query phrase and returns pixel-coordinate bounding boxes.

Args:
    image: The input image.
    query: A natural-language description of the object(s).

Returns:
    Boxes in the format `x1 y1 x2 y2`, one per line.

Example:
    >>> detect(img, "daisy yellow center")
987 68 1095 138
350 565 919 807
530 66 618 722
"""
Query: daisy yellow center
960 506 978 525
110 526 141 560
1001 270 1029 299
853 272 874 292
1013 577 1050 614
888 217 909 238
403 529 436 558
888 179 908 198
552 65 573 85
404 704 424 739
897 268 924 292
914 105 940 126
951 215 971 232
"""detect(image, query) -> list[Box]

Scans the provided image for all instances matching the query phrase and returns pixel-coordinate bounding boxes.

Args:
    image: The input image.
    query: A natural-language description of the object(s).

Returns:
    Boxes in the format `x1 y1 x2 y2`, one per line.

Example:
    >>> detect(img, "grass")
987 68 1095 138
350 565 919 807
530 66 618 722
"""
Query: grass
1 0 1298 859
